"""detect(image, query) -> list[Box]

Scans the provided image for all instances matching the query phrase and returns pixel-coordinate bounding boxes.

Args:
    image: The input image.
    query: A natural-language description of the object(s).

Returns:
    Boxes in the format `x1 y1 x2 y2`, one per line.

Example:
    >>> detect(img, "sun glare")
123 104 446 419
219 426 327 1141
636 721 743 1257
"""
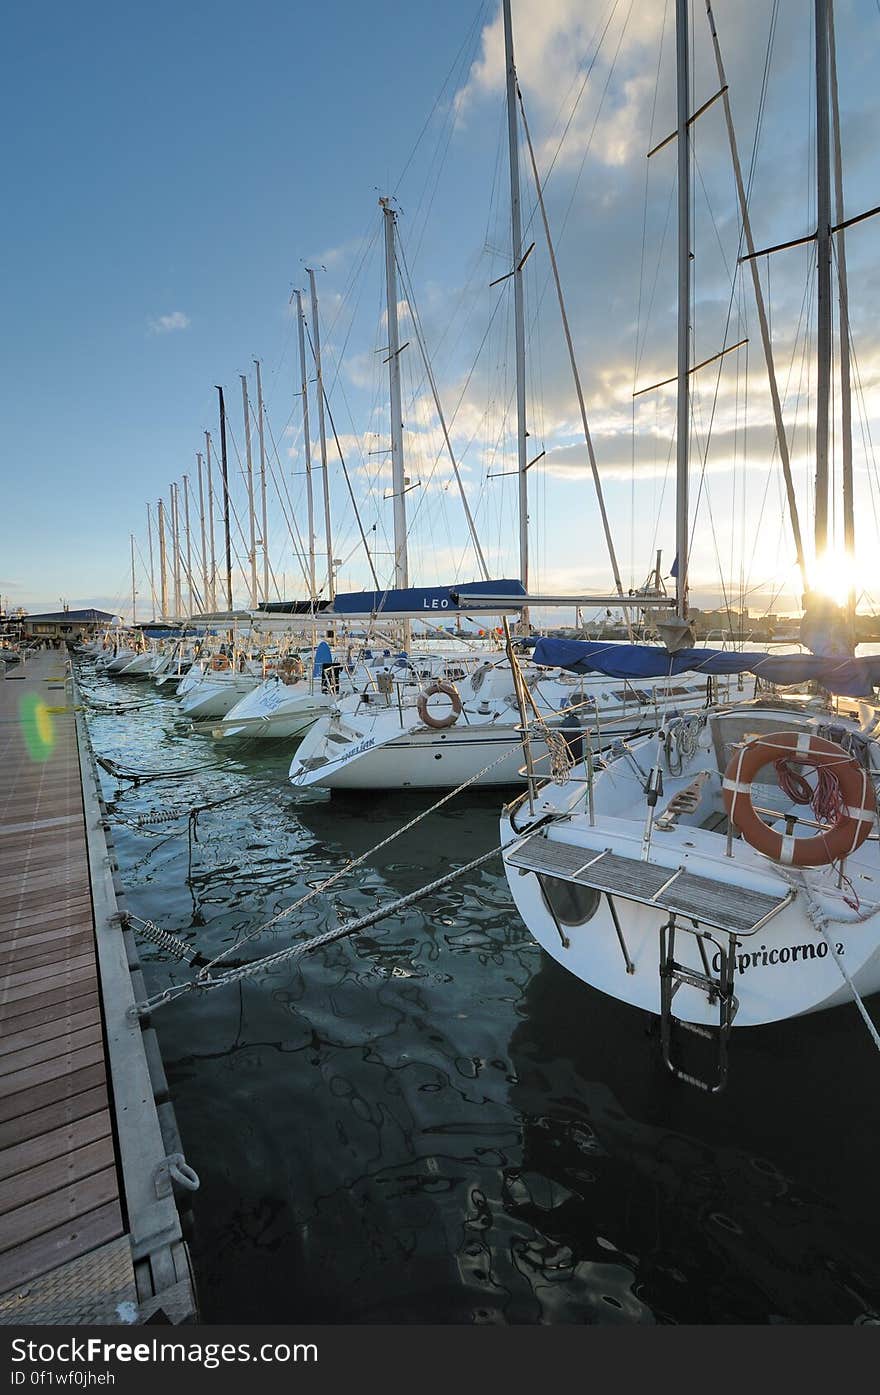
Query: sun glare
811 551 857 608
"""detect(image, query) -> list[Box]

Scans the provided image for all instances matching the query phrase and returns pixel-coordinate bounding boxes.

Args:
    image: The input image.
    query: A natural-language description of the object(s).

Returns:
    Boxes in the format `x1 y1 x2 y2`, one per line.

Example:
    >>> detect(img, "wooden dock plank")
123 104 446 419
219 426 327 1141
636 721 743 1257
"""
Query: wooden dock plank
0 1167 120 1253
1 1040 106 1096
0 1200 123 1297
0 1021 103 1078
0 989 99 1036
0 1112 110 1184
0 1061 107 1124
0 1004 100 1058
0 655 126 1297
0 1137 116 1217
0 1085 109 1152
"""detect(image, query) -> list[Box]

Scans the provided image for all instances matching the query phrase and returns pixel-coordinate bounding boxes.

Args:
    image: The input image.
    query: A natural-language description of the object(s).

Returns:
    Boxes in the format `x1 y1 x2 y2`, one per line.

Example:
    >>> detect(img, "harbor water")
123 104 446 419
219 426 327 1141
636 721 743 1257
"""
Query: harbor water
80 663 880 1325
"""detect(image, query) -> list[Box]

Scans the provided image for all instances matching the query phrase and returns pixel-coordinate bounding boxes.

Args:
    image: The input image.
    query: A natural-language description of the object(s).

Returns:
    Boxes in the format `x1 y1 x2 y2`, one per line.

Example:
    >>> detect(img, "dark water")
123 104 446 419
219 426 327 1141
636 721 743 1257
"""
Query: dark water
78 664 880 1325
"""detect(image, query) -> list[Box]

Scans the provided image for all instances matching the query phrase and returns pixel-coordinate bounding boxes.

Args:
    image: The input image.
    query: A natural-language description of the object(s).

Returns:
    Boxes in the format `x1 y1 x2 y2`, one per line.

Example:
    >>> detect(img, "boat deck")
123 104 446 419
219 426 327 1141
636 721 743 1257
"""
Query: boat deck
0 651 195 1323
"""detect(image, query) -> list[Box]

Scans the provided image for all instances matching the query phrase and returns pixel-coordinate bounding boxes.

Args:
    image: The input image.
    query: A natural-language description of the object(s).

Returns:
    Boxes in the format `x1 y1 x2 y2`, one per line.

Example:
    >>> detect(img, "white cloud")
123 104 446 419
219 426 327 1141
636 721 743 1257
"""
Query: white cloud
148 310 191 335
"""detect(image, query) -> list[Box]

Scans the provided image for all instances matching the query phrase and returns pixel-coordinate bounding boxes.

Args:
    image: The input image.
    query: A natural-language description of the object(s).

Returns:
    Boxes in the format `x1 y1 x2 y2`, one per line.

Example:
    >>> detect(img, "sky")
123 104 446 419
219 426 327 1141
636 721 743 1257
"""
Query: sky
3 0 880 625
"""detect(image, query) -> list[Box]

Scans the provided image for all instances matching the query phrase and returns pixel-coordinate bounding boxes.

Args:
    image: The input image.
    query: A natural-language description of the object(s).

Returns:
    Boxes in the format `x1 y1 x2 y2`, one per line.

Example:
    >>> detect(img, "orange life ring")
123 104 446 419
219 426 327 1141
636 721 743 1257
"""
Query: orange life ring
722 730 875 867
211 654 231 672
417 680 462 730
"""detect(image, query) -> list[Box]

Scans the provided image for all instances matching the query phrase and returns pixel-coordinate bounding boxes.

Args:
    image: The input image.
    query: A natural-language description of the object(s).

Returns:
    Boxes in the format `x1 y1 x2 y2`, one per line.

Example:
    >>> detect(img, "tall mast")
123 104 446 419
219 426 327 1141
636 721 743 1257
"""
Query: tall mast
294 289 317 602
183 474 194 614
308 269 335 602
205 431 217 611
517 88 627 616
216 387 234 611
130 533 137 626
381 199 408 593
146 503 156 620
705 0 808 598
157 498 168 619
254 359 270 603
814 0 832 561
828 0 854 613
674 0 691 621
502 0 529 630
196 452 209 616
241 373 259 608
170 482 182 618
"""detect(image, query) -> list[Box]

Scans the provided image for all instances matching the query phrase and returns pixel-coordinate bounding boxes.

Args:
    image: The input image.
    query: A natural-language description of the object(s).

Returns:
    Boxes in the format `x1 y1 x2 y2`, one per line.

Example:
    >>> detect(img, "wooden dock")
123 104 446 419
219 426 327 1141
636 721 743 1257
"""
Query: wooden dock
0 651 196 1324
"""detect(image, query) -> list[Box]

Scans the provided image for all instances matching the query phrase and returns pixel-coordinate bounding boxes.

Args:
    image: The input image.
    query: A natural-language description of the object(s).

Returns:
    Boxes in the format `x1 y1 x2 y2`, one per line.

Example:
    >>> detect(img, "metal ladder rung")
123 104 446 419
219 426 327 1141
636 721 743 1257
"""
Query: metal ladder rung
659 917 738 1093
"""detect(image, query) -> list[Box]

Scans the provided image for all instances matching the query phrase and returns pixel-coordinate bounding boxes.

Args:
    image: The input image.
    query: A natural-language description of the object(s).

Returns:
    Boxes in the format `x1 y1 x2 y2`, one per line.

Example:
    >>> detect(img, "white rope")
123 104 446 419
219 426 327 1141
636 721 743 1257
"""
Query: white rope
203 728 550 973
134 830 536 1015
817 922 880 1055
778 865 880 1057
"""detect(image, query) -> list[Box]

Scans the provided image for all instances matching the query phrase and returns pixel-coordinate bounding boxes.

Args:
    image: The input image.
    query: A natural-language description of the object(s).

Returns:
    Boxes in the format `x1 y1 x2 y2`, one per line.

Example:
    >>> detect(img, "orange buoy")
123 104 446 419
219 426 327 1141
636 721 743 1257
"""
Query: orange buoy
722 730 875 867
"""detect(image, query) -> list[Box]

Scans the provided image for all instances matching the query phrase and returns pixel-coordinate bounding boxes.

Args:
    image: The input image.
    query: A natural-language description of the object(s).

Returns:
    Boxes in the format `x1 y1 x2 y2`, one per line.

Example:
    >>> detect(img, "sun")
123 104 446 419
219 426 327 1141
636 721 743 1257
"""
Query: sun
810 550 857 609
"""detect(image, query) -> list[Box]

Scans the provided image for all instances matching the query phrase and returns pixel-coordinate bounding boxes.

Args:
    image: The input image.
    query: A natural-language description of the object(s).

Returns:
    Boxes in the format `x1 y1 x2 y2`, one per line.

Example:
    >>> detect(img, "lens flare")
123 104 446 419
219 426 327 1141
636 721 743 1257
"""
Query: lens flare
20 695 55 762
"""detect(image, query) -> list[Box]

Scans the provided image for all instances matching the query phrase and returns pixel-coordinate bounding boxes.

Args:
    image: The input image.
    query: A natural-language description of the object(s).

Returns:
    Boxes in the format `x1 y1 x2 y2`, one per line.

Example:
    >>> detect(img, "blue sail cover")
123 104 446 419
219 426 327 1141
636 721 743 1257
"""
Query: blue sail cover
312 640 333 677
530 638 880 698
331 579 526 617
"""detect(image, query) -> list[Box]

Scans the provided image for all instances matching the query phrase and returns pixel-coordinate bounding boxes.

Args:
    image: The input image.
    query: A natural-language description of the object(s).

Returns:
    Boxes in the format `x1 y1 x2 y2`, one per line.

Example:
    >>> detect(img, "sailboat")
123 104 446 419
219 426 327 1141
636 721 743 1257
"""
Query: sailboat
289 0 714 795
499 0 880 1091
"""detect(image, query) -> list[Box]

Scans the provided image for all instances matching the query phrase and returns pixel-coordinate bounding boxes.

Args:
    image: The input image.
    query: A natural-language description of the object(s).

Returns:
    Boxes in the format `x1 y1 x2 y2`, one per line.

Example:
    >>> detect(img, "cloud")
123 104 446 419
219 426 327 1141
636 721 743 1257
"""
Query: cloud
148 310 191 335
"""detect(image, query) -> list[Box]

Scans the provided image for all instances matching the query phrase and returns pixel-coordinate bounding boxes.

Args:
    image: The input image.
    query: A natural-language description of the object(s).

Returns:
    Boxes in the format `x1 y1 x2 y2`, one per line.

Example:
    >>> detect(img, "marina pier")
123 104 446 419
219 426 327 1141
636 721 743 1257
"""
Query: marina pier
0 652 196 1324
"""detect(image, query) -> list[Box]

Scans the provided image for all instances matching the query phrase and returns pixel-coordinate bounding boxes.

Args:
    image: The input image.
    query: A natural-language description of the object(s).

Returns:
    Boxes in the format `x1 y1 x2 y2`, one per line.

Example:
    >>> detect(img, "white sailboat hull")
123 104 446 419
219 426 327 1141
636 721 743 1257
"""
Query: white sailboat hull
501 813 880 1026
179 674 261 720
499 698 880 1028
212 678 330 742
293 723 542 790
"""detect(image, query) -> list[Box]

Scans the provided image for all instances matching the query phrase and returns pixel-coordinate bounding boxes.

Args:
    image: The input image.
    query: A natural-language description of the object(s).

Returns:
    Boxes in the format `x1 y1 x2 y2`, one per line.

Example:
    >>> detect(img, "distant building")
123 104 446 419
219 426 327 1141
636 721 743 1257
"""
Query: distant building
19 607 120 642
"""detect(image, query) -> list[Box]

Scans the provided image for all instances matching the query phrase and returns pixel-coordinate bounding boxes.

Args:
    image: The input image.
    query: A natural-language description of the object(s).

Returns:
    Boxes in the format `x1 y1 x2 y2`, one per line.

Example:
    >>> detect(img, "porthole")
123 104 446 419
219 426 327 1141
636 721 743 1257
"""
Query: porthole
538 875 601 927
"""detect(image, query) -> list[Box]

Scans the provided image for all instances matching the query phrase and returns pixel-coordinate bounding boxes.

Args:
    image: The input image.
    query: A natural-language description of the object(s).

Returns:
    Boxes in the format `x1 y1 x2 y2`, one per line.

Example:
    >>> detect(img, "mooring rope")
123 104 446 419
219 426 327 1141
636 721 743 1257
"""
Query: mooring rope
777 865 880 1057
201 732 545 973
96 755 223 782
132 827 545 1016
126 721 565 1014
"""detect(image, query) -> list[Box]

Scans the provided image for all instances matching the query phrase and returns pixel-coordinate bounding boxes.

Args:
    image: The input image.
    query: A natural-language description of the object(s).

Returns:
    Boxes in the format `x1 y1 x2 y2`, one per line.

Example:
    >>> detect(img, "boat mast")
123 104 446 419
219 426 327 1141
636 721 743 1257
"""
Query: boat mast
205 431 217 611
170 482 182 618
814 0 832 563
704 0 808 599
380 203 407 574
517 88 629 625
157 498 168 619
146 503 156 620
196 451 209 615
294 289 317 603
182 474 194 614
674 0 691 622
254 359 270 604
241 373 259 608
216 387 234 611
308 269 335 602
502 0 529 632
381 197 410 647
130 533 136 626
828 0 854 615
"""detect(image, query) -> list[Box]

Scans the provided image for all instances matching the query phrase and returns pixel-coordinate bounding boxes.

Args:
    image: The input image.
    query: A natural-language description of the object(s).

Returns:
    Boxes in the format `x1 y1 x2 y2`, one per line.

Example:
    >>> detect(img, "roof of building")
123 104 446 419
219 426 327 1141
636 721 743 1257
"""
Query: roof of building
24 609 119 624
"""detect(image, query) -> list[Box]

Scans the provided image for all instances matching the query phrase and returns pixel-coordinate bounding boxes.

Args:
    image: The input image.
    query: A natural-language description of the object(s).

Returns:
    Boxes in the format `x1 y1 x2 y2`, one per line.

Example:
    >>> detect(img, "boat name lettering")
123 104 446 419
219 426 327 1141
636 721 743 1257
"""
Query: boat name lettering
711 941 844 974
422 598 450 609
341 737 375 761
